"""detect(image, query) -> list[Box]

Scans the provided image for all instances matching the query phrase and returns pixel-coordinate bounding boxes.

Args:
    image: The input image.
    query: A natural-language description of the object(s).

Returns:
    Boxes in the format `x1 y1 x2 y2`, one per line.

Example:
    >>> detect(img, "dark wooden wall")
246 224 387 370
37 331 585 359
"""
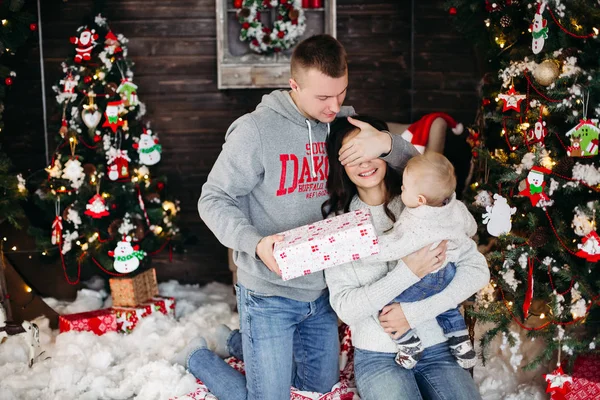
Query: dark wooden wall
3 0 480 288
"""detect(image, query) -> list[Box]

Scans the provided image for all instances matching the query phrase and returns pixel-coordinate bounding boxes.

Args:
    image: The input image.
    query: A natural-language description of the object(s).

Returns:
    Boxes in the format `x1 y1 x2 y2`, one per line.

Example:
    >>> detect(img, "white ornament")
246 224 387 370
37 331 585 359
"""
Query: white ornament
109 237 145 273
531 2 548 54
61 158 85 189
136 132 162 166
482 194 516 237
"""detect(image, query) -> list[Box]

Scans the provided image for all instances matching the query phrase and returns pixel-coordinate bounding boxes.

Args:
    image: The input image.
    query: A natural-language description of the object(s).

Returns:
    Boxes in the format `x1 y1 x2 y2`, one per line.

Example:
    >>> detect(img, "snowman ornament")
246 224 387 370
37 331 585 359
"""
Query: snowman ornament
134 130 162 166
108 237 146 273
482 194 517 237
531 2 548 54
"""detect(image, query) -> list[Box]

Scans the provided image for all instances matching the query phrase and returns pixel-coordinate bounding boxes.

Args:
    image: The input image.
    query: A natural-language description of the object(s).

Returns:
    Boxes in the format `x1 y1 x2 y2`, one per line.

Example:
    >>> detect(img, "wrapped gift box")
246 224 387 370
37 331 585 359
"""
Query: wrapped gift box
59 308 117 336
109 267 159 307
114 296 176 333
566 355 600 399
273 209 379 281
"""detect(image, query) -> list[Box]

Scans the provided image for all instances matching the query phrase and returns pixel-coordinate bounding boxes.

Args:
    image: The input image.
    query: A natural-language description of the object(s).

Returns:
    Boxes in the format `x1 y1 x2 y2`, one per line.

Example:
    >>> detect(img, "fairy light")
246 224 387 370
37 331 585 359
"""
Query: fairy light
132 176 139 182
508 301 513 306
154 226 163 235
76 240 81 246
42 251 47 256
25 286 32 293
102 192 109 198
144 175 149 180
11 246 16 251
60 186 66 192
594 28 599 36
485 19 491 27
3 237 6 241
540 313 546 319
1 20 7 26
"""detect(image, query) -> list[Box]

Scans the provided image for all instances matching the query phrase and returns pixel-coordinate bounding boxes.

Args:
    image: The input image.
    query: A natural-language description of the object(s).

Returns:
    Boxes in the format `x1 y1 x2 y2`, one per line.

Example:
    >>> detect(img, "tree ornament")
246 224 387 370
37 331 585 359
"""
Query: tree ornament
108 237 145 274
107 150 130 181
485 0 501 12
523 257 534 318
69 28 98 63
62 158 85 190
134 130 162 166
84 194 110 219
29 23 37 31
566 120 599 157
102 100 125 133
104 31 122 54
4 77 13 86
237 0 306 55
51 216 63 245
498 85 526 112
575 231 600 262
59 118 68 137
482 194 516 237
526 115 548 145
500 15 512 27
531 2 548 54
543 365 572 400
62 72 77 95
529 226 549 248
105 82 119 96
448 7 457 16
117 79 138 107
82 94 102 132
534 60 560 86
234 0 243 8
519 166 552 207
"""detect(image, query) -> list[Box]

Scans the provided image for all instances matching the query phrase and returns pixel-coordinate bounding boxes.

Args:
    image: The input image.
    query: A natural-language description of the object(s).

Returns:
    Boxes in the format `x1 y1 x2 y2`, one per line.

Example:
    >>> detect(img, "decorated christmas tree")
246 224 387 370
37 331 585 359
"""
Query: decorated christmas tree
446 0 600 383
32 15 180 283
0 0 36 229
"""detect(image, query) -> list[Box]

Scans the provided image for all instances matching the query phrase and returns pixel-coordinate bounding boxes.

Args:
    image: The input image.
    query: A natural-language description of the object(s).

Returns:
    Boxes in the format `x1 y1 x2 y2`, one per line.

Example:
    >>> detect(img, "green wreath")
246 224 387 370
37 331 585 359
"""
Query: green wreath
237 0 306 55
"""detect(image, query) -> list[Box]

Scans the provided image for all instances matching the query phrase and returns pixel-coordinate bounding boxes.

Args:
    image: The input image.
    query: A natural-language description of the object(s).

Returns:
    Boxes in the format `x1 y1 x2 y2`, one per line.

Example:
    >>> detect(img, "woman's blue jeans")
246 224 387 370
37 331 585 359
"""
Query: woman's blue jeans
186 283 340 400
354 343 482 400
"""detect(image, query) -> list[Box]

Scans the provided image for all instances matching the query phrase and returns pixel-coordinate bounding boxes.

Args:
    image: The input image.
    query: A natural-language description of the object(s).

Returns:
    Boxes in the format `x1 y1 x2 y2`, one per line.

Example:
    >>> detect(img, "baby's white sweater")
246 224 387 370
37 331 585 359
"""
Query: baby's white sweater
325 195 489 353
369 193 478 266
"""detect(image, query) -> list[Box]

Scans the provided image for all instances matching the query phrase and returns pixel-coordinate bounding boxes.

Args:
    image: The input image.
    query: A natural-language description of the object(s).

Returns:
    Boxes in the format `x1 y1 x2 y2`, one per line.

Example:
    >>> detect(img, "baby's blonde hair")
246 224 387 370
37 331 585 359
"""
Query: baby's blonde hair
404 152 456 206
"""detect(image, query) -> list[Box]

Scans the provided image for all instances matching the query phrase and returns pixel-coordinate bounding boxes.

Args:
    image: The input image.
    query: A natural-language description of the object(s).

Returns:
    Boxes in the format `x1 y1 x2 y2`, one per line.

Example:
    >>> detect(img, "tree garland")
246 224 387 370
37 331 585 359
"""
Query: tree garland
237 0 306 55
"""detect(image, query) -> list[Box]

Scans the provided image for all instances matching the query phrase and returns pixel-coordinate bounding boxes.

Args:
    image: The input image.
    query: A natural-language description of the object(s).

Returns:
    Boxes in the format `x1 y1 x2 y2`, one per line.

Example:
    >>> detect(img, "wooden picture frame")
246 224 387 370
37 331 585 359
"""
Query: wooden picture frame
215 0 337 89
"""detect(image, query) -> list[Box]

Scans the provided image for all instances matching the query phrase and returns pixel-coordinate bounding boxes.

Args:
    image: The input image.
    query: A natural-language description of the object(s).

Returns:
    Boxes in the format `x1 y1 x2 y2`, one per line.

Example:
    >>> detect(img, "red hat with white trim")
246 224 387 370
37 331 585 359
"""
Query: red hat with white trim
400 112 463 154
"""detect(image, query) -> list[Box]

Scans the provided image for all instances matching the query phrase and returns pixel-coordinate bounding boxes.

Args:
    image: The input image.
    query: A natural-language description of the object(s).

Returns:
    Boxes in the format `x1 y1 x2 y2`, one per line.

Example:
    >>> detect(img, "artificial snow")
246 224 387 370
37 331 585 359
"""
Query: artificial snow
0 280 547 399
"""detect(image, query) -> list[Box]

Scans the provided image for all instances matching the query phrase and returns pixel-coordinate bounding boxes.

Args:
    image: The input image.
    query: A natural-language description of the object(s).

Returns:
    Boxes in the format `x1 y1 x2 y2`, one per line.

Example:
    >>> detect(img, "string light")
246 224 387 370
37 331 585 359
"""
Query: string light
1 20 7 26
11 246 16 251
540 313 546 319
485 19 490 27
25 286 32 293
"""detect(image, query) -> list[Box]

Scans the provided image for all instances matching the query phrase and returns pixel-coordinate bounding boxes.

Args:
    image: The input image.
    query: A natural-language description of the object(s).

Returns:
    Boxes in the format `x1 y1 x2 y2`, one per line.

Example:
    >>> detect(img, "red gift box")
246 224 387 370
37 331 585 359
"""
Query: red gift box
114 296 176 334
59 308 117 336
566 355 600 399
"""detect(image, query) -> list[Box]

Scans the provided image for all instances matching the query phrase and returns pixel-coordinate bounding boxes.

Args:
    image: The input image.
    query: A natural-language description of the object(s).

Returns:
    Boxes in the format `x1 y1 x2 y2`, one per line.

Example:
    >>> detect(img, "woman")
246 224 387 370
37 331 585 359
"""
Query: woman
323 115 489 400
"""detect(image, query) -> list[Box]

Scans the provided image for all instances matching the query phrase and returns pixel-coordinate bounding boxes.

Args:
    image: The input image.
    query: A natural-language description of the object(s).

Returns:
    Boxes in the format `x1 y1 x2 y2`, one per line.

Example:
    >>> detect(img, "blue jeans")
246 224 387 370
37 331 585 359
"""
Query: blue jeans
187 283 340 400
393 262 466 340
354 343 482 400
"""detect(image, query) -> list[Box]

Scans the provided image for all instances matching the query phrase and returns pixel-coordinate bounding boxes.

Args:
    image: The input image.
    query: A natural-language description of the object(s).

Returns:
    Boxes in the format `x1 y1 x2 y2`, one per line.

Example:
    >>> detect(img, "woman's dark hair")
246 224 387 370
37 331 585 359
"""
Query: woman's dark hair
321 115 403 225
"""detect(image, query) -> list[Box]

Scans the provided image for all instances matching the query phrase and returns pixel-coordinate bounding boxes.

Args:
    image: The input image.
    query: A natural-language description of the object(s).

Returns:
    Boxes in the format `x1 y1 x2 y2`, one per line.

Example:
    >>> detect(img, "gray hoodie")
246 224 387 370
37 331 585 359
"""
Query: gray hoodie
198 90 418 302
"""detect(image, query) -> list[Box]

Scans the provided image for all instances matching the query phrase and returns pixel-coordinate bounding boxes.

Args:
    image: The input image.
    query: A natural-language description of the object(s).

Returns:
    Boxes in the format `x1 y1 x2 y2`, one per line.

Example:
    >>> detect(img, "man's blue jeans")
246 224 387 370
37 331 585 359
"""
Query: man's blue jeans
354 343 482 400
392 262 466 340
187 283 340 400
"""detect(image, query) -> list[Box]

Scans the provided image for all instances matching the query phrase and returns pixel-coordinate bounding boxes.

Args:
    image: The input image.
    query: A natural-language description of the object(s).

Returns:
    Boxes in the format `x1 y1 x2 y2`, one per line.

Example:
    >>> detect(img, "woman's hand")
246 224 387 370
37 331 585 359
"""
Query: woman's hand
379 303 410 339
401 240 448 278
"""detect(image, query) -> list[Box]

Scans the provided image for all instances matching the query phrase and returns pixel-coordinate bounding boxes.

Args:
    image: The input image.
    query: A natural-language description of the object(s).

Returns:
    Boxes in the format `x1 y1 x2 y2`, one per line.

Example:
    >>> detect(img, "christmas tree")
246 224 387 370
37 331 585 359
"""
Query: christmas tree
0 0 36 229
446 0 600 375
32 15 180 283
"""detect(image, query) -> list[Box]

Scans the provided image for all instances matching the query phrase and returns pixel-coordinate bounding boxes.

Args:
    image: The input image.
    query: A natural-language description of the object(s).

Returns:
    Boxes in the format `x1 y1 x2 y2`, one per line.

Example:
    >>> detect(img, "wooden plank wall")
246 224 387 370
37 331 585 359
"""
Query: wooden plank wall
3 0 480 286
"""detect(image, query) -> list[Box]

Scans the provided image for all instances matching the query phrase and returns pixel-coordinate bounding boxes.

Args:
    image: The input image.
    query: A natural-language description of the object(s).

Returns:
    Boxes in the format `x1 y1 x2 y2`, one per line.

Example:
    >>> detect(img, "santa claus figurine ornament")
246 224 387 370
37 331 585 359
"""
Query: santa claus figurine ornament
70 28 99 63
400 112 463 154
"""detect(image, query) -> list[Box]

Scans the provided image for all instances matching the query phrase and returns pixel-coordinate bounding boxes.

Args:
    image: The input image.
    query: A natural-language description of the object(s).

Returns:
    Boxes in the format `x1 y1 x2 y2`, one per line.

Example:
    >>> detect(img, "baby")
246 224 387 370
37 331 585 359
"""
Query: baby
373 152 481 370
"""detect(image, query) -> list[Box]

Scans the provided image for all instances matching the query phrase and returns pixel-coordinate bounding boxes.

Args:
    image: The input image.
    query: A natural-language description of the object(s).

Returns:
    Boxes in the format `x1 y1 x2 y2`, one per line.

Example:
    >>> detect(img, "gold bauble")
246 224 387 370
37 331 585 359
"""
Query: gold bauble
534 60 560 86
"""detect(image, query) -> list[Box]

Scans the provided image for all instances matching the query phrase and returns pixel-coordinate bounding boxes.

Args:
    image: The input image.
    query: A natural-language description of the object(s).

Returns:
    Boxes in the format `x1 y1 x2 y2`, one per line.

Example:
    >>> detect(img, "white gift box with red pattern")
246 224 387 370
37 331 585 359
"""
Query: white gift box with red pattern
273 209 380 281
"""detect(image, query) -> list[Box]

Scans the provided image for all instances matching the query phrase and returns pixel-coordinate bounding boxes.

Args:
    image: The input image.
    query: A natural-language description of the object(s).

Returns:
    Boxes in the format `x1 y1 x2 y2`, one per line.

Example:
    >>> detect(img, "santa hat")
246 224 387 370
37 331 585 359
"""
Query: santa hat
400 112 463 154
530 166 552 175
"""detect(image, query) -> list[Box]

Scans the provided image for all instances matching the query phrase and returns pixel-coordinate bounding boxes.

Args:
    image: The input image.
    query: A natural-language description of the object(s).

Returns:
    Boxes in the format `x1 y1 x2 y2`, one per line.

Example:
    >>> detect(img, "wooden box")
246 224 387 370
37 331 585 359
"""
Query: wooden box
109 268 159 307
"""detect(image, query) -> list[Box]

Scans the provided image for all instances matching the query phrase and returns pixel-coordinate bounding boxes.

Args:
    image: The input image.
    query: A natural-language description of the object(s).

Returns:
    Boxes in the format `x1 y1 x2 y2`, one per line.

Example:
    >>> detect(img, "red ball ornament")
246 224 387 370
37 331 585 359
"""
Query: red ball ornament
233 0 243 8
472 150 479 158
110 203 117 210
4 77 13 86
30 23 38 31
448 7 458 15
84 76 92 84
93 135 102 143
157 182 165 191
482 98 491 106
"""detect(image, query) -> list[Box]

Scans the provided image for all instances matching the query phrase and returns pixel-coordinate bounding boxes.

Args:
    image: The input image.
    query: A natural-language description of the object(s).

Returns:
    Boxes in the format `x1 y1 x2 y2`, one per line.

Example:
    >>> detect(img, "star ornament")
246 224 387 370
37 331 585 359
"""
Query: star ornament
498 85 527 112
543 366 572 400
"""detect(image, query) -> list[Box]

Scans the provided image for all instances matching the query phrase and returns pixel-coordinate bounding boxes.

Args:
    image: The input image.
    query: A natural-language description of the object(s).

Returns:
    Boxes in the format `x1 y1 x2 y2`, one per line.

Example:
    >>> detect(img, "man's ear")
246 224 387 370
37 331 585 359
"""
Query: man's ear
417 195 428 206
289 77 299 92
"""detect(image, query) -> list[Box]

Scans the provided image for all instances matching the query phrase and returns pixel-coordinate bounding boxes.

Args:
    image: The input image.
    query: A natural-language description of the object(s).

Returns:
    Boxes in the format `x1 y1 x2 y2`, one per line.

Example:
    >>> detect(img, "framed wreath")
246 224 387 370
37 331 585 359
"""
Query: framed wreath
237 0 306 54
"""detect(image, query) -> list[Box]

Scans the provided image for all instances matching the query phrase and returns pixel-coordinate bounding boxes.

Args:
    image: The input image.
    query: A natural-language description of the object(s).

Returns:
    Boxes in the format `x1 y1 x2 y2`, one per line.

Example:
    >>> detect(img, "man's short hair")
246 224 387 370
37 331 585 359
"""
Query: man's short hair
291 34 347 80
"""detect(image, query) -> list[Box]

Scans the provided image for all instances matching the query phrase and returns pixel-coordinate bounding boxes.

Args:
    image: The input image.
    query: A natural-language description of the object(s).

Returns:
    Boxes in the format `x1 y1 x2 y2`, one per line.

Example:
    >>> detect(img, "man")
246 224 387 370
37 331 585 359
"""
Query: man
196 34 418 400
